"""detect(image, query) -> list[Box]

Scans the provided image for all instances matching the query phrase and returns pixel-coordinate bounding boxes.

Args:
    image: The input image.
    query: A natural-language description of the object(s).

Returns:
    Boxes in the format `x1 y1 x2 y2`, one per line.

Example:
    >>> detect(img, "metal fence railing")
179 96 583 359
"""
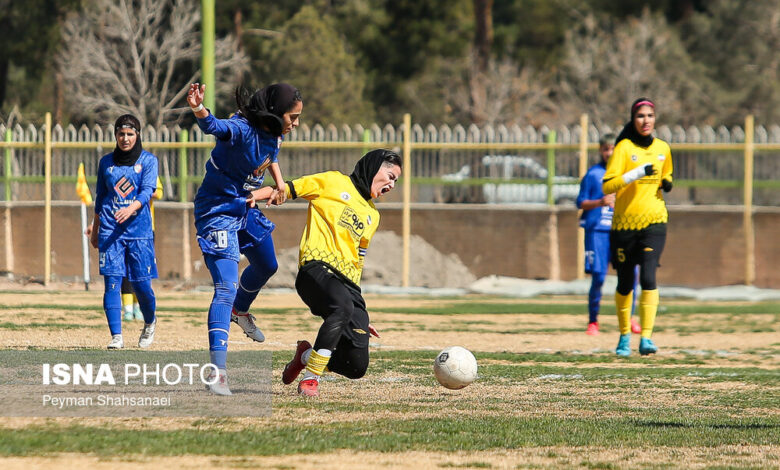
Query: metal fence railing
2 115 779 205
3 113 776 287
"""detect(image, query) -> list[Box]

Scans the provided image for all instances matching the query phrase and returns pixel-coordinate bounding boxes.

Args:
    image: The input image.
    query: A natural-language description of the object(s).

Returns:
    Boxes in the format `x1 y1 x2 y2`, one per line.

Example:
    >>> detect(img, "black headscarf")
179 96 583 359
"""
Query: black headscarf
235 83 301 137
350 149 401 200
615 97 655 148
112 114 143 166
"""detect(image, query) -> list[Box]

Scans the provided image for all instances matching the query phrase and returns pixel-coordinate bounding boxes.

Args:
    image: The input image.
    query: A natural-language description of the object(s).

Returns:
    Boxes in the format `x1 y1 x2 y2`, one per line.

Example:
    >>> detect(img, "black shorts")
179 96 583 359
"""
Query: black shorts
296 261 370 349
610 223 666 270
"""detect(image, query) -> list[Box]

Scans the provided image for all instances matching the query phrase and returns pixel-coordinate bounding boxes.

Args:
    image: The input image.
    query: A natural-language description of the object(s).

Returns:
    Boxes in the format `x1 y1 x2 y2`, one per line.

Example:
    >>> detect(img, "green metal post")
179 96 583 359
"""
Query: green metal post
179 129 189 202
546 130 556 206
362 128 370 154
4 129 11 201
201 0 216 114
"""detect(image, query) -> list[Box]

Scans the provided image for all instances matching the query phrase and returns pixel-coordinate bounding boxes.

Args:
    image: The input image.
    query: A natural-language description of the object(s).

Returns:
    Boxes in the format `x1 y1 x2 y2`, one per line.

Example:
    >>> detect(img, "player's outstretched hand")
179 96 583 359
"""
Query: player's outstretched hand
643 163 657 176
368 324 380 338
187 83 206 109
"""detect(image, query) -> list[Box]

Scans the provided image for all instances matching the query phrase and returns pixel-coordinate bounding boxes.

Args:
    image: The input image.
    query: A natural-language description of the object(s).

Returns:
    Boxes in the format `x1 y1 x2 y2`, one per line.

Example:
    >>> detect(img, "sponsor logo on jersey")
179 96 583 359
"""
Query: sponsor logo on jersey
252 157 271 177
134 163 142 173
338 207 365 239
243 157 271 191
341 192 350 201
114 176 135 198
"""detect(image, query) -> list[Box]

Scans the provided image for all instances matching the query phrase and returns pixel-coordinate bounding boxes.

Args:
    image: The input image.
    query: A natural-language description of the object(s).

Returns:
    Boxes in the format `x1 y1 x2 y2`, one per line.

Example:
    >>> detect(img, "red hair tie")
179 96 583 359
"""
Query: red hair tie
633 100 654 110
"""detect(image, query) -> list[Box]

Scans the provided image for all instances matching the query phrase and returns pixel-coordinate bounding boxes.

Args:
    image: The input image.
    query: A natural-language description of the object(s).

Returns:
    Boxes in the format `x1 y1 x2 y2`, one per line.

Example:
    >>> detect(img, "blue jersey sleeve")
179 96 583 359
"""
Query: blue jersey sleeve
136 153 158 207
94 157 108 215
576 172 595 209
196 113 238 143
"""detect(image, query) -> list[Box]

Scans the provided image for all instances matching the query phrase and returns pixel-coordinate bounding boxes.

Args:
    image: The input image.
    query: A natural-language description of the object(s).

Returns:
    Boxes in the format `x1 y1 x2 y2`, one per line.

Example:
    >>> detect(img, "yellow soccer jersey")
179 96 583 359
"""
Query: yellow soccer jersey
602 138 673 231
286 171 380 287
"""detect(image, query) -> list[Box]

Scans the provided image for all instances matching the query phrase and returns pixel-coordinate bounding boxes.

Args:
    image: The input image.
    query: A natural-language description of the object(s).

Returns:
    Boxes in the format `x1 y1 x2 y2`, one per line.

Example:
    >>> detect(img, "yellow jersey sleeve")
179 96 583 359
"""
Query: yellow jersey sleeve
603 138 672 231
289 171 380 286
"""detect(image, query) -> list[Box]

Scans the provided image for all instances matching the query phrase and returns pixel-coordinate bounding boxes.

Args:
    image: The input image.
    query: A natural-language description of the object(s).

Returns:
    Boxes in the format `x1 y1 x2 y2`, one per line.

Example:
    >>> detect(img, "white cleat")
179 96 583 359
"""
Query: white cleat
138 321 156 349
231 310 265 343
205 368 232 396
107 334 124 349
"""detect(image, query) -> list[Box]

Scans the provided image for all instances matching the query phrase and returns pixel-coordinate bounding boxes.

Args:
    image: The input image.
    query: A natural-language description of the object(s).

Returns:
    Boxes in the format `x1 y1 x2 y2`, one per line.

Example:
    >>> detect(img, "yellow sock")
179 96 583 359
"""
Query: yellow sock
121 293 133 310
639 289 659 338
615 291 633 335
305 350 330 377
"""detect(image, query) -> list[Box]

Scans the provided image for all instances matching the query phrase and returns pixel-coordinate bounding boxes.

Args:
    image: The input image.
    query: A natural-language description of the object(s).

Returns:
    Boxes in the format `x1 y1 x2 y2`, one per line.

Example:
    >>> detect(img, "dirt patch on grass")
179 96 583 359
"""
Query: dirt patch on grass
3 445 778 470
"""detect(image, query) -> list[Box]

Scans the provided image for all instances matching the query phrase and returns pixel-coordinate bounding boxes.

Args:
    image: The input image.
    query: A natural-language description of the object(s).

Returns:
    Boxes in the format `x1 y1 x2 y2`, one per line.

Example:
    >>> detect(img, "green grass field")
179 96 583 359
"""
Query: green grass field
0 288 778 469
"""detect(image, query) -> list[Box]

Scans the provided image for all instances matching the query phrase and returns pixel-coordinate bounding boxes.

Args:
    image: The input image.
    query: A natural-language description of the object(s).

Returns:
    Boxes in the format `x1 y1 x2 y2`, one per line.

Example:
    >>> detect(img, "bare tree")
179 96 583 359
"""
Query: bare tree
558 8 700 126
450 52 552 126
57 0 247 127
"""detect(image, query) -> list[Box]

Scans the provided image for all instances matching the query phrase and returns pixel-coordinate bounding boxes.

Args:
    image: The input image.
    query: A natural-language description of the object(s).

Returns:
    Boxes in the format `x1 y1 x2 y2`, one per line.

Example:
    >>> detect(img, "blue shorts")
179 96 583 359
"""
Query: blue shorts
196 208 275 262
584 230 610 275
99 238 158 281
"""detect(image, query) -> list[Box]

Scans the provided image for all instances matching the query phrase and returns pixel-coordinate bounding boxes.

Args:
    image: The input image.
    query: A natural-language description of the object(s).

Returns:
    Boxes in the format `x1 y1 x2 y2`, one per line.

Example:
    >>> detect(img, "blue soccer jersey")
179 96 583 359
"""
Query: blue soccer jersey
94 150 158 242
577 161 613 232
193 113 281 222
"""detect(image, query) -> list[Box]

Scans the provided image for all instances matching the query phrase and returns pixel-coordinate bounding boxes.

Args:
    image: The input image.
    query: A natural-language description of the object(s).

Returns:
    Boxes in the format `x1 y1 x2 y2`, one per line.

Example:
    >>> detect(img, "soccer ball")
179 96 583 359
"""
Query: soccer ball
433 346 478 390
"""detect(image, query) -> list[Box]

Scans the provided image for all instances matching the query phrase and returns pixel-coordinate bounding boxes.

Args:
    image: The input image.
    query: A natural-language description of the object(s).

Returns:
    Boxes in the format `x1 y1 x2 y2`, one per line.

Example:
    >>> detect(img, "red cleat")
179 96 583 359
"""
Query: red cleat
297 378 319 397
586 322 599 336
630 317 642 334
282 340 312 385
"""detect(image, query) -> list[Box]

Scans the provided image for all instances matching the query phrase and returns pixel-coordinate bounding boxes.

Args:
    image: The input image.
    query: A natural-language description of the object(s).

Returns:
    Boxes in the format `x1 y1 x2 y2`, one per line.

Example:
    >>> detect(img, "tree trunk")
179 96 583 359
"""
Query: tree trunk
470 0 493 124
473 0 493 74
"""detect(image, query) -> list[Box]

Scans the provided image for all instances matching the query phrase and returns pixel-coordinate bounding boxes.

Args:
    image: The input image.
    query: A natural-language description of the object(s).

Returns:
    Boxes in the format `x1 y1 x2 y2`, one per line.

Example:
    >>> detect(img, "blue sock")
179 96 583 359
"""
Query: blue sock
204 255 238 369
103 275 123 335
233 236 278 313
130 279 156 324
588 272 606 324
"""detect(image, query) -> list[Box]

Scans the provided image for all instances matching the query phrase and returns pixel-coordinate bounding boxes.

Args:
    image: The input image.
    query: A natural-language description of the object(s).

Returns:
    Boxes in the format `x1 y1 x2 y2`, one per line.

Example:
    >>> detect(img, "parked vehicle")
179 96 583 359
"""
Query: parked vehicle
440 155 579 204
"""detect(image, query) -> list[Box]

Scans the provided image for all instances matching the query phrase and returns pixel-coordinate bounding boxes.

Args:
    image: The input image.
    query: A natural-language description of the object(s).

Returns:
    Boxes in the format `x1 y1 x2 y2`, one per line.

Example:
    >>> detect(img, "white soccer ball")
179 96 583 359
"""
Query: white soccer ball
433 346 478 390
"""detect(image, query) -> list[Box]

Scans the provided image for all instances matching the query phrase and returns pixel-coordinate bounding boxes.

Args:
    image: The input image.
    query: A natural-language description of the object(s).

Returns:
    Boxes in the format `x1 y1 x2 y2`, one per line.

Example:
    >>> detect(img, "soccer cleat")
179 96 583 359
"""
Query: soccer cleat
630 317 642 335
138 321 156 349
133 304 143 321
615 334 631 357
282 340 312 385
107 334 124 349
231 309 265 343
585 322 599 336
205 368 232 396
297 378 319 397
639 337 658 356
123 309 134 321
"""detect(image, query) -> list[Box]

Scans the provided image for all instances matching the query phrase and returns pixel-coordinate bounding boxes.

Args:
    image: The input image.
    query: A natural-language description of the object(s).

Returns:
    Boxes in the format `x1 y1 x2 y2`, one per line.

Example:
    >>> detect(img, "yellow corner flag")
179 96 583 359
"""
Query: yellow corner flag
76 162 93 205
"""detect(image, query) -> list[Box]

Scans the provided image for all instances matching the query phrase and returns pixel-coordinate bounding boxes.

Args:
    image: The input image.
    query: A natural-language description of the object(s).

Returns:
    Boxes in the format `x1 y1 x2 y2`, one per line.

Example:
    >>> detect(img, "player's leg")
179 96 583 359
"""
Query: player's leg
292 262 355 396
611 230 637 356
630 265 642 334
99 239 126 348
126 238 159 348
103 275 124 349
203 254 238 395
327 303 371 380
586 230 609 335
121 278 134 321
637 224 667 355
232 221 278 342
